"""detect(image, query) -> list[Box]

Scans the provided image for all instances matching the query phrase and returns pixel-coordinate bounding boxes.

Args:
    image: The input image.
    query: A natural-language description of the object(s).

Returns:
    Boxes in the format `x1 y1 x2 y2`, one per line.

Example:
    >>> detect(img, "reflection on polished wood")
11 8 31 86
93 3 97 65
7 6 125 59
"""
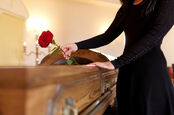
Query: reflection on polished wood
0 50 118 115
168 66 174 84
40 49 109 65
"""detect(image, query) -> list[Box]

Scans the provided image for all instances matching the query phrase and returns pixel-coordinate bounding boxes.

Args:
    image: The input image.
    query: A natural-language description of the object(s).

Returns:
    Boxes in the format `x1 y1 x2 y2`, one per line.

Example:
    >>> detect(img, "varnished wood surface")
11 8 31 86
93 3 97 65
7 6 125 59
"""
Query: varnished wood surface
94 87 116 115
0 49 118 115
0 66 118 115
0 66 100 88
40 49 109 65
168 67 174 80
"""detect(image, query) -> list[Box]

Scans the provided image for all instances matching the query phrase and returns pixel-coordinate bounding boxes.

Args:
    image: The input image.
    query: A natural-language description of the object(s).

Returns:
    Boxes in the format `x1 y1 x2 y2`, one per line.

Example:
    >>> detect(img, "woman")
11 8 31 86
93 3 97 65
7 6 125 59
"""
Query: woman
61 0 174 114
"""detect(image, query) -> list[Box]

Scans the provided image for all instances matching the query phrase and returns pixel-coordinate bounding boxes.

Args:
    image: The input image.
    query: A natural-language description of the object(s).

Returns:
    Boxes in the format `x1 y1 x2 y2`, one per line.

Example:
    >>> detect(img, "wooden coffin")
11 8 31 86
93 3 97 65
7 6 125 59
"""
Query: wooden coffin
168 67 174 80
0 50 118 115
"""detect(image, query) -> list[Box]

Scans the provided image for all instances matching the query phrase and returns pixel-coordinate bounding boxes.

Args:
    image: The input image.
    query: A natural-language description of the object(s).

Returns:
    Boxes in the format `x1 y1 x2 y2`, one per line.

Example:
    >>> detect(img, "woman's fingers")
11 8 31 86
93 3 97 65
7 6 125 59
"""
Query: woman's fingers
61 43 78 60
61 46 70 59
61 46 68 52
63 52 70 60
87 62 115 70
62 53 69 60
64 50 72 59
62 50 72 60
87 62 97 66
66 50 72 56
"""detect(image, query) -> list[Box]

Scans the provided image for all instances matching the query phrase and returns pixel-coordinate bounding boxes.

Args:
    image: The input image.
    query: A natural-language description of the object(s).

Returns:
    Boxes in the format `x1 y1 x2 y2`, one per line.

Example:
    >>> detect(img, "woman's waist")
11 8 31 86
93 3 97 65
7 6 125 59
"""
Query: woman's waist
123 45 162 55
123 45 166 63
120 46 167 71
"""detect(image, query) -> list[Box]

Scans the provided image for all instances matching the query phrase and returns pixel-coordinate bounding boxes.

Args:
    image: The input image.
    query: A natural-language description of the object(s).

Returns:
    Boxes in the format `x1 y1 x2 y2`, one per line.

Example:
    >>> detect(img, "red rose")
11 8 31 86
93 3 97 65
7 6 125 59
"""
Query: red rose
38 30 53 47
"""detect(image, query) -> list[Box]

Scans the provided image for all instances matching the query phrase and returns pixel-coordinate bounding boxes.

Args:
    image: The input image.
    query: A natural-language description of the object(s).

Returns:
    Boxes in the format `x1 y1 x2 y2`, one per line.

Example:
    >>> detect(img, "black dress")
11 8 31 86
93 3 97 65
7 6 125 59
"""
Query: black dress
75 0 174 114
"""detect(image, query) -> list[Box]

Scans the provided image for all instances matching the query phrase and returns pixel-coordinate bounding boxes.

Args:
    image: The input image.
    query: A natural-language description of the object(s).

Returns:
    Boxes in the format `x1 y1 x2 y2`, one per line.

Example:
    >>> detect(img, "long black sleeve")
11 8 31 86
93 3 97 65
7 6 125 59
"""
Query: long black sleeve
75 6 125 49
111 0 174 68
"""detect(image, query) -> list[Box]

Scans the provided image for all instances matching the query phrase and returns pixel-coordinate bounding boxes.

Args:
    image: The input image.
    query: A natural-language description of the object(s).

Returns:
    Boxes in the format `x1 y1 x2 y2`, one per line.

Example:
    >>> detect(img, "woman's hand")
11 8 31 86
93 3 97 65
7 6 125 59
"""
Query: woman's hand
87 61 115 70
61 43 78 59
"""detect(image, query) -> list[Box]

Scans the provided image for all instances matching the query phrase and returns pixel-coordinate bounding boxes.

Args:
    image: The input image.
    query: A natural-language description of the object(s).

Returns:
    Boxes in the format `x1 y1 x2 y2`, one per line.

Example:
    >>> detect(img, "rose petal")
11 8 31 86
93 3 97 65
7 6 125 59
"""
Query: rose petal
38 30 54 48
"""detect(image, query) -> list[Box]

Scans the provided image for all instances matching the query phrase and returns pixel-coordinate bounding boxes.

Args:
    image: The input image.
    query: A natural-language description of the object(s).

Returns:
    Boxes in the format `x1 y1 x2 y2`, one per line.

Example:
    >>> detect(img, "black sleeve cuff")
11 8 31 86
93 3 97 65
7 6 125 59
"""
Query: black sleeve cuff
111 59 120 69
75 42 88 50
75 42 80 50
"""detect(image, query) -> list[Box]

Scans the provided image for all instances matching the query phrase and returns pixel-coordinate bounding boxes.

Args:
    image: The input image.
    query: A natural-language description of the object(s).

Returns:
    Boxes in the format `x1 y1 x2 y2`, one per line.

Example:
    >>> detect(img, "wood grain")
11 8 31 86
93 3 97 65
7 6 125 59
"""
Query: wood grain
0 66 118 115
0 50 118 115
40 49 109 65
168 67 174 80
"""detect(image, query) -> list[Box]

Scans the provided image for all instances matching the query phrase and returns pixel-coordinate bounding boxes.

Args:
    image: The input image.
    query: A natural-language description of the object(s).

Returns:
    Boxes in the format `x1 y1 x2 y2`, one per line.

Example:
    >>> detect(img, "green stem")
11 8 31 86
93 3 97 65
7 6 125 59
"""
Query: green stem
51 40 78 65
60 49 78 65
71 56 78 65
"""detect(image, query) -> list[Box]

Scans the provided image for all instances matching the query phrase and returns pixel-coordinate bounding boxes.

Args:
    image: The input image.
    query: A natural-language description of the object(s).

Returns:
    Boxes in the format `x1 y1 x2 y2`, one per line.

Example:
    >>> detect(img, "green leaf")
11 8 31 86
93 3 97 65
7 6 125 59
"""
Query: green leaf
66 59 73 65
51 40 56 45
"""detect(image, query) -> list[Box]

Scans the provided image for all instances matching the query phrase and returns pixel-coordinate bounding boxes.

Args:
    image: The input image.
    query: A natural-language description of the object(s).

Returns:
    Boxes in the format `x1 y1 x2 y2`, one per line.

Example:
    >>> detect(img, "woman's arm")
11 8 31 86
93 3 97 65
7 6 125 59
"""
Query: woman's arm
75 6 125 49
111 0 174 69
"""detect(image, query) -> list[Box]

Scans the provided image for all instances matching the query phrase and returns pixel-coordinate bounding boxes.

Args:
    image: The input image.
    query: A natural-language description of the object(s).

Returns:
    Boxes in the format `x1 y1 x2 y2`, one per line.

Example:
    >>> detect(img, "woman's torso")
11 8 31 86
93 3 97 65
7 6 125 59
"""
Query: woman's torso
122 1 166 65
